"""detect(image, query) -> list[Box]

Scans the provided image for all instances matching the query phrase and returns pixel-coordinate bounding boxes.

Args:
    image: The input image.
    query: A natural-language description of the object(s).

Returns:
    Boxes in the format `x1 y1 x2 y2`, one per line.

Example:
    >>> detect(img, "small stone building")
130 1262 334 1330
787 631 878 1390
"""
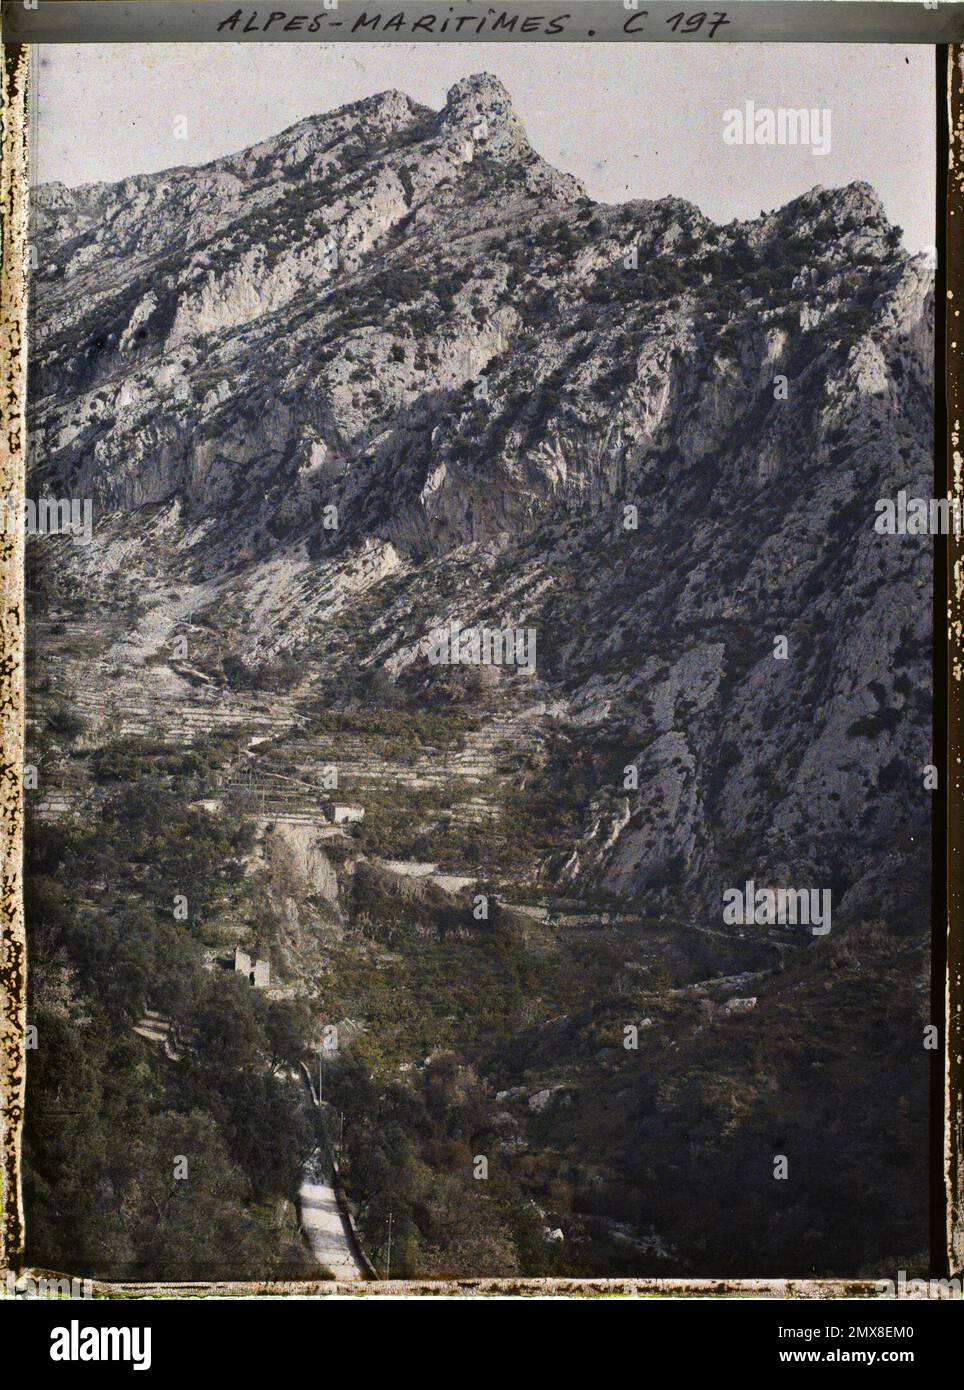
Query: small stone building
321 801 365 825
234 946 270 989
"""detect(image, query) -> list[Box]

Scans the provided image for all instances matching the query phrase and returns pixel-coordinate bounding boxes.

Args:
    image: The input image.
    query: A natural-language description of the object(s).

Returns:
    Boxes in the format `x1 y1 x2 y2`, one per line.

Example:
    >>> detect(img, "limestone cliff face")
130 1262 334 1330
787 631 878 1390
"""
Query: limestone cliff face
30 74 933 925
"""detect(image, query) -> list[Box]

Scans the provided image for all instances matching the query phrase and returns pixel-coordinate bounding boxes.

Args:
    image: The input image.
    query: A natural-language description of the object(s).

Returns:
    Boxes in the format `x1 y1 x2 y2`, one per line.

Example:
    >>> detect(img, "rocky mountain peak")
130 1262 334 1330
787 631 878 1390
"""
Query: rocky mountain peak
820 179 888 218
435 70 580 193
754 180 896 252
440 72 518 131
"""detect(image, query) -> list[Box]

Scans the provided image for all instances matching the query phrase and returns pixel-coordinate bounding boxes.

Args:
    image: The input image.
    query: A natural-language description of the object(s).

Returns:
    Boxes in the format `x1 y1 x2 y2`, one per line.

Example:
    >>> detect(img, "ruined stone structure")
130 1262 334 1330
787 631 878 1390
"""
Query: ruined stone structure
233 946 270 989
320 801 365 825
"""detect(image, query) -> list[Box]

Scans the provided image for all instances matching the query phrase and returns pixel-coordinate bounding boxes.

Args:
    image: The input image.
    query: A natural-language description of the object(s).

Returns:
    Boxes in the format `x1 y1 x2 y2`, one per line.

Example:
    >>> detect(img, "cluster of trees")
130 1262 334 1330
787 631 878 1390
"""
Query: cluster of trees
306 703 478 743
611 919 929 1276
24 792 317 1280
324 1052 551 1278
313 853 928 1280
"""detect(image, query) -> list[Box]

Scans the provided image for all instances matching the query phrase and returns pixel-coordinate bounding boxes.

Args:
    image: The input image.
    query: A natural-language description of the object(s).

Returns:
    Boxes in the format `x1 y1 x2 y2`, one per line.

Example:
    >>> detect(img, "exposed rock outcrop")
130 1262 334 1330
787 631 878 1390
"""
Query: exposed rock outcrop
29 74 933 929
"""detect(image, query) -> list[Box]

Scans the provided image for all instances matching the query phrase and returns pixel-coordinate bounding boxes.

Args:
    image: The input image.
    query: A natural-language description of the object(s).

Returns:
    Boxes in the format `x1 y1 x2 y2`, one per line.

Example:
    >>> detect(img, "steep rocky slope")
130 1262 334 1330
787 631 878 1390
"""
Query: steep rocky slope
29 71 933 930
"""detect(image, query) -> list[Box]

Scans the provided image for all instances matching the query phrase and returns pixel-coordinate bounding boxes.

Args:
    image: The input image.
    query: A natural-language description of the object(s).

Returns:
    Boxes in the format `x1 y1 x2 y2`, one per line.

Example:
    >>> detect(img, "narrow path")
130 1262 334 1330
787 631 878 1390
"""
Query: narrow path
298 1150 366 1281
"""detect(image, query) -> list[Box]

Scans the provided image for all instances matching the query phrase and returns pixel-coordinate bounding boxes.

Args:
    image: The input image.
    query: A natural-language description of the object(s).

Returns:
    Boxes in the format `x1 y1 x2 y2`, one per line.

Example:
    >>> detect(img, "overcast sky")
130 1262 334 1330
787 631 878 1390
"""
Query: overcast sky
34 42 935 249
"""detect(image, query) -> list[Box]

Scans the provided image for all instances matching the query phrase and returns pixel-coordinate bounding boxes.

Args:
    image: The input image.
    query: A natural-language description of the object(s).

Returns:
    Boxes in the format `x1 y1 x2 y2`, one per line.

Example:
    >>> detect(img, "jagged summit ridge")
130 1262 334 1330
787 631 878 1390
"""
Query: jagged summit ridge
442 72 516 120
